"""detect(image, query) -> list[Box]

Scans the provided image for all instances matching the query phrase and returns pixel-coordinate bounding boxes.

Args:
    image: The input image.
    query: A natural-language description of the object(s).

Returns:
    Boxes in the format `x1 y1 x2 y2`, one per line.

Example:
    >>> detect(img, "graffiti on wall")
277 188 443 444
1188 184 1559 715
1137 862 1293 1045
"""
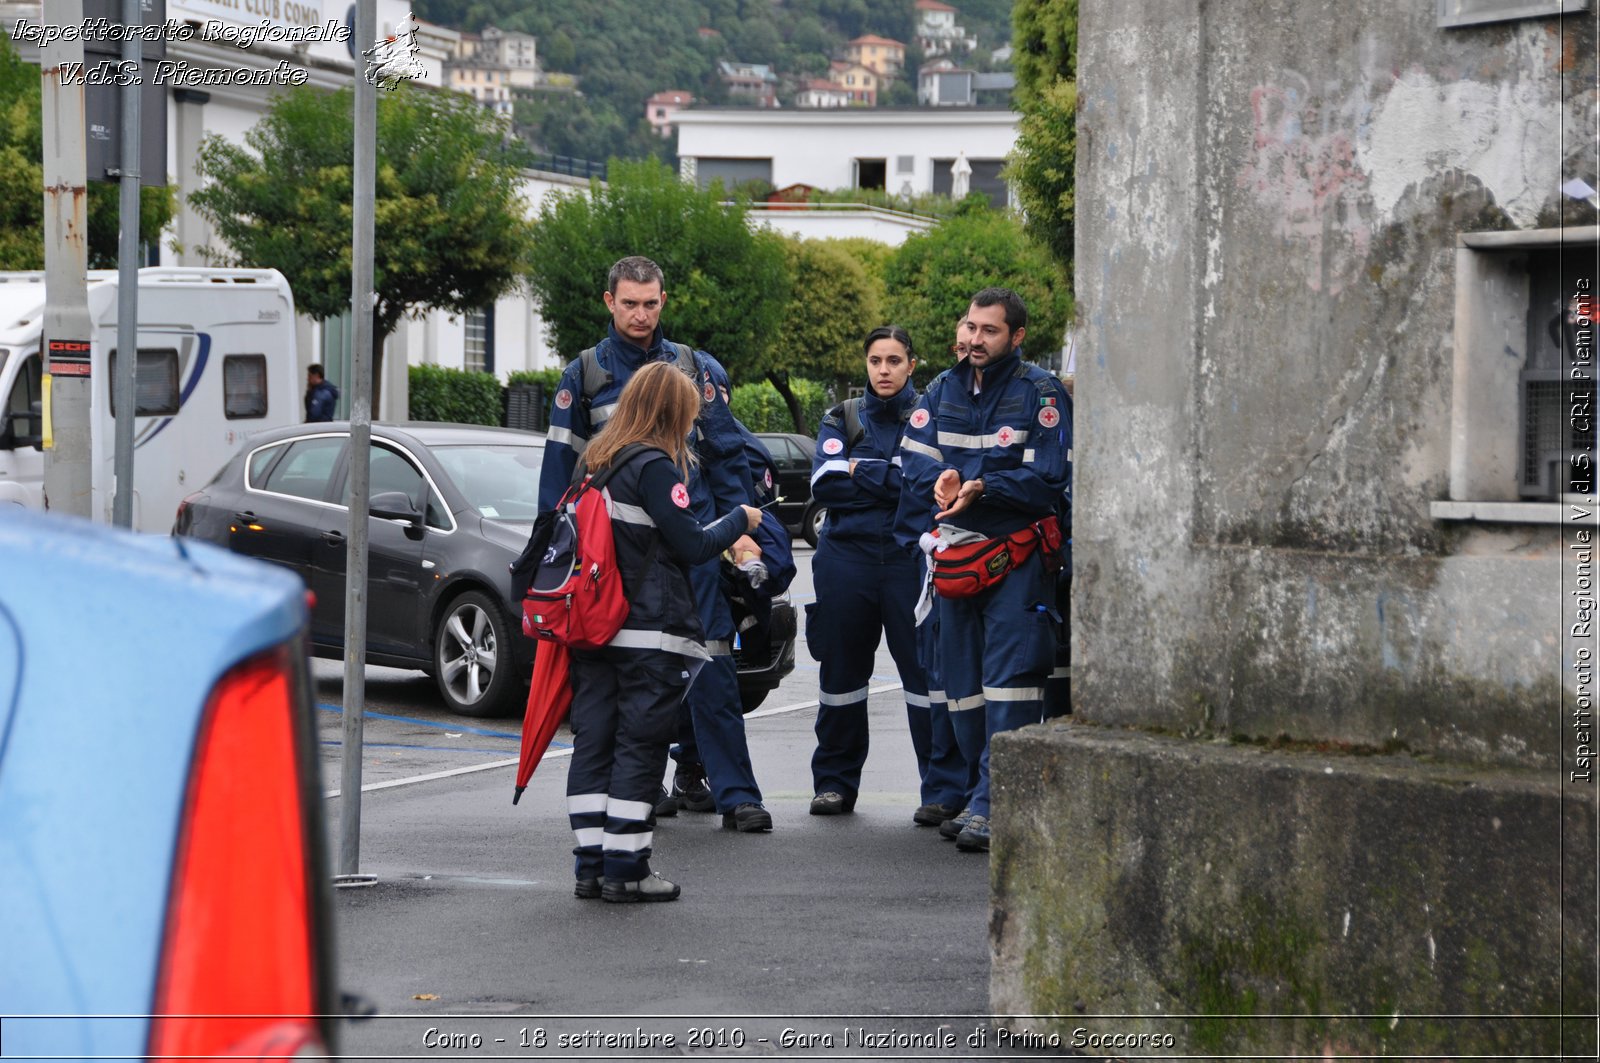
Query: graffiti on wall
1238 71 1375 296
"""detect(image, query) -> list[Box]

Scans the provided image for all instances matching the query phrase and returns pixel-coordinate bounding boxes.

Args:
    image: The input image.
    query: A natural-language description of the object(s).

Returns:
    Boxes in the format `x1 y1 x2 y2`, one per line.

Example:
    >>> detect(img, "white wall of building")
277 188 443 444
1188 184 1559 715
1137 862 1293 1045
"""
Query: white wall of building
744 205 934 246
675 108 1019 199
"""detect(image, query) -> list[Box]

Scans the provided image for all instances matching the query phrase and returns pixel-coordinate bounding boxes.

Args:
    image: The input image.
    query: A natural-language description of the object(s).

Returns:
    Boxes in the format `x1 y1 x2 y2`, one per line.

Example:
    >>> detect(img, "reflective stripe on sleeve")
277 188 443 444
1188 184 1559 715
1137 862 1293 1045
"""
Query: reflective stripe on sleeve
591 402 617 425
810 459 851 486
818 685 871 706
1050 666 1073 679
705 639 732 657
546 425 587 454
900 437 945 463
982 685 1044 702
891 455 903 467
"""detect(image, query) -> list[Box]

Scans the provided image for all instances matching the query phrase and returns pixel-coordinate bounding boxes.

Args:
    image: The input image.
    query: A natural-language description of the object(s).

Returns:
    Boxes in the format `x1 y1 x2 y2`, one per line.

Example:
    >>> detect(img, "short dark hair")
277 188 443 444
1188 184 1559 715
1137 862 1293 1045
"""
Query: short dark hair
608 256 665 294
863 324 915 358
970 287 1027 332
307 363 325 378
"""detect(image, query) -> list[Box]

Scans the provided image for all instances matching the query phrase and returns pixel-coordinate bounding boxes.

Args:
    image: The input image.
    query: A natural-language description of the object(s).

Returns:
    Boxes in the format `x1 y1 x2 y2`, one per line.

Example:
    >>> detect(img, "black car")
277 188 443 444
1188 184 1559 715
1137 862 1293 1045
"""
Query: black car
175 422 795 718
755 432 824 547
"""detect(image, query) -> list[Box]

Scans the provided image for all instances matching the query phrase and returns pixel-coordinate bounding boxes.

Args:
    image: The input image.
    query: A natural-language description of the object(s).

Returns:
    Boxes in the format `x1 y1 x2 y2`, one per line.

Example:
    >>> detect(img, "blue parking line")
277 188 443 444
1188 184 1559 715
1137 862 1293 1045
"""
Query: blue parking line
317 702 522 741
321 740 523 756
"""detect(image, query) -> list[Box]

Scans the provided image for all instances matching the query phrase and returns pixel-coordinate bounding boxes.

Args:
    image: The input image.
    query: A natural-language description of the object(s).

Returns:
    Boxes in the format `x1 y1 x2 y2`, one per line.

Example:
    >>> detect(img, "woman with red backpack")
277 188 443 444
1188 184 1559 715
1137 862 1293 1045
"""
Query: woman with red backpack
564 360 762 903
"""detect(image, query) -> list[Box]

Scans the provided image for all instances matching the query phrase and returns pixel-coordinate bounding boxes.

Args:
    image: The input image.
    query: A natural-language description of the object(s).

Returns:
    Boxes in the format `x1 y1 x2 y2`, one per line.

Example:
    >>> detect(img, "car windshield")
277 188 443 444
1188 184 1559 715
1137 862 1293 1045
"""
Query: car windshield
432 443 543 522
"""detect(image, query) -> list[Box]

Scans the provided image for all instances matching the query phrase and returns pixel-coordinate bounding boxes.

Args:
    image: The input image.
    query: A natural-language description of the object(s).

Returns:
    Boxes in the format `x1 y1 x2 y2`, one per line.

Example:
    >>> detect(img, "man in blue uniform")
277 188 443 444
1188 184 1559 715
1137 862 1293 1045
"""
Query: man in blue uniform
896 288 1073 853
539 256 774 833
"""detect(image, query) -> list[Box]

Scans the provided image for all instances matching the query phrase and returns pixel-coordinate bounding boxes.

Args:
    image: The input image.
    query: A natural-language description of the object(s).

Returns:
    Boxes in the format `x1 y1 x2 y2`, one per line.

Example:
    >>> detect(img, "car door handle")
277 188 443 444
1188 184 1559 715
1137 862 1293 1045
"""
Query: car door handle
233 511 256 523
322 529 346 545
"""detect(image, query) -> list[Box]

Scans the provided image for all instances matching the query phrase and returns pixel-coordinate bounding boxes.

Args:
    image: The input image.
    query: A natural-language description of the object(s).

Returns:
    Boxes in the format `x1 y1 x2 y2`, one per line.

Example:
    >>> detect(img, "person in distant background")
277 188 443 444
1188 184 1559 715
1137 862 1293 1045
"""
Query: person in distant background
305 364 339 422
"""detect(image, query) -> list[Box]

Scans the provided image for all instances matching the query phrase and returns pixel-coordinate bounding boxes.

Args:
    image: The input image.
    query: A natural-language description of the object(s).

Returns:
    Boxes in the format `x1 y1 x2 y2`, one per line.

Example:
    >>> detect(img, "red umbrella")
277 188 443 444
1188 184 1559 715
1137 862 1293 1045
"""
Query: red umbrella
512 643 572 805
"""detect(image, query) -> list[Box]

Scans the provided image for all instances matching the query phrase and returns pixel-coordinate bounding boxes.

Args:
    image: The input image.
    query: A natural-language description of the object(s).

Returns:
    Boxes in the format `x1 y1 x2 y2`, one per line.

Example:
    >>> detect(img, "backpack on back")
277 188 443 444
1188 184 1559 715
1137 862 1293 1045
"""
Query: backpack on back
513 443 649 651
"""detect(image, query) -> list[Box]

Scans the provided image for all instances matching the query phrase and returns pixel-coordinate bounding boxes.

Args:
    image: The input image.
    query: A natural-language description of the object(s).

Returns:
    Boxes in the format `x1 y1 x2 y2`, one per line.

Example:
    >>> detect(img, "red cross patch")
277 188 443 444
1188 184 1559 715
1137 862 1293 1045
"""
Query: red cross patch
822 437 844 455
1039 407 1060 429
909 408 930 430
554 389 573 410
996 426 1016 447
671 483 690 508
703 381 716 402
763 468 773 490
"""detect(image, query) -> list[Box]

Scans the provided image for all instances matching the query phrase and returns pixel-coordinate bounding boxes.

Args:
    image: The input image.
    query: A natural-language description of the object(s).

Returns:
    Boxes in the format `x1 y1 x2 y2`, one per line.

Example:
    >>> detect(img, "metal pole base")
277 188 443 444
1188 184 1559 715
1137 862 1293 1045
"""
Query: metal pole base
332 873 380 889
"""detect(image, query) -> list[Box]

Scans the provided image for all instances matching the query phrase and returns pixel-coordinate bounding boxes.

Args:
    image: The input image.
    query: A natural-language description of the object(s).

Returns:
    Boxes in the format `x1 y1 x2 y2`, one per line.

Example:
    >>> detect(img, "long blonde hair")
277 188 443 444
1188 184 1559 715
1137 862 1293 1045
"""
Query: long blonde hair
582 360 699 478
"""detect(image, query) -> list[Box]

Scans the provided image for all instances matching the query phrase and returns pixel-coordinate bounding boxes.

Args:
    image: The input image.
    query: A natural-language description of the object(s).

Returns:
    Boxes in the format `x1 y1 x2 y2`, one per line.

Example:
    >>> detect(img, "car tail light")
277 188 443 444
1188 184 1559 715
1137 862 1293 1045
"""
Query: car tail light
147 644 329 1061
173 492 201 535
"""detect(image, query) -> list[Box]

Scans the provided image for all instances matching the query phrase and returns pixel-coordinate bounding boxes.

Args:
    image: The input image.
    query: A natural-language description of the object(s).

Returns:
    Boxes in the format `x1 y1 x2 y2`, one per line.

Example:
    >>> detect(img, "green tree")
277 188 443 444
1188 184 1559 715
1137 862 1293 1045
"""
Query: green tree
524 158 796 418
191 85 535 412
1008 78 1076 270
0 32 174 269
1012 0 1078 101
883 209 1072 377
775 236 884 400
1008 0 1079 272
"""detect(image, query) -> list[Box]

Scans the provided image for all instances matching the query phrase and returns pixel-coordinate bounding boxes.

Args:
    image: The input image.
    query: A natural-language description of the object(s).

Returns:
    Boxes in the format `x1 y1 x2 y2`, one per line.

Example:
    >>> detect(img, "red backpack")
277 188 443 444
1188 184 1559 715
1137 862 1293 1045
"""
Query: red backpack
518 444 648 650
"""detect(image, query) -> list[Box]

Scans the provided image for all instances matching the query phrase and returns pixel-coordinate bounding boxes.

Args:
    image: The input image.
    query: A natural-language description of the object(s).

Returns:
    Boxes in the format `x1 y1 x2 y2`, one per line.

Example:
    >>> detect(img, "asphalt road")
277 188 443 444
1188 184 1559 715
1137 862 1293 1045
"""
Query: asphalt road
311 546 1055 1061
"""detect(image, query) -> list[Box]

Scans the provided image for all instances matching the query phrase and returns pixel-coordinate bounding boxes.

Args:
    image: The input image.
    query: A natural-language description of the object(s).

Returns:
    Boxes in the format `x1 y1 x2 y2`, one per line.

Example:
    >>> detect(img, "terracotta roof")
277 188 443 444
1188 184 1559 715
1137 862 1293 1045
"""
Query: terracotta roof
648 91 694 105
848 34 905 48
915 0 958 10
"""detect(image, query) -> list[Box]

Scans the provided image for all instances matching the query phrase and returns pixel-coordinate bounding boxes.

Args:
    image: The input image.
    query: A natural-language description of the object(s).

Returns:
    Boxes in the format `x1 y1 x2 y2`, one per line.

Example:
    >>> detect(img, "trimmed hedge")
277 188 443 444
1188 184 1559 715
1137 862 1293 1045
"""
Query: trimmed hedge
729 378 832 435
506 367 563 392
408 364 502 425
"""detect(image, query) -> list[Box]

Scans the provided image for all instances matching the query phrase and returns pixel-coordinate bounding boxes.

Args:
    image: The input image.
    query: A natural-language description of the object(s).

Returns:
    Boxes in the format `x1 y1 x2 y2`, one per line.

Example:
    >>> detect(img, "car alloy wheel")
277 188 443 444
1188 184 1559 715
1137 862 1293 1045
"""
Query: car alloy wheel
803 503 826 549
433 590 516 717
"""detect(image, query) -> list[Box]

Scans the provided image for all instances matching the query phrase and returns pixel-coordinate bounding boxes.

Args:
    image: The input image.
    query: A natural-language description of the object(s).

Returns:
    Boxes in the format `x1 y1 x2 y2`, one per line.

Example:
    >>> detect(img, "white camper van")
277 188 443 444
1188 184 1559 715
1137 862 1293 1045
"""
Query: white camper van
0 267 302 533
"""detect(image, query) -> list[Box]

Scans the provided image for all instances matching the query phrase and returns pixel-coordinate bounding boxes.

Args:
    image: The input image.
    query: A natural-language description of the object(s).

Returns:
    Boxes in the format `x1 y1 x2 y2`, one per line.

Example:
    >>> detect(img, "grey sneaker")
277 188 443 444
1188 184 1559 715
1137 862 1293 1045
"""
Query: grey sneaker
955 814 990 853
939 808 973 841
601 872 681 903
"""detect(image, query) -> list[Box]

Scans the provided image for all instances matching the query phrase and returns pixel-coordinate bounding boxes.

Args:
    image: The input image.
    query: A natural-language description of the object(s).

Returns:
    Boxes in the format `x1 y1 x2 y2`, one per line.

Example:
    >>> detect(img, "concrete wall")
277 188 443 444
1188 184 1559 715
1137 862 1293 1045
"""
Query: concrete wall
992 1 1598 1054
1070 0 1597 766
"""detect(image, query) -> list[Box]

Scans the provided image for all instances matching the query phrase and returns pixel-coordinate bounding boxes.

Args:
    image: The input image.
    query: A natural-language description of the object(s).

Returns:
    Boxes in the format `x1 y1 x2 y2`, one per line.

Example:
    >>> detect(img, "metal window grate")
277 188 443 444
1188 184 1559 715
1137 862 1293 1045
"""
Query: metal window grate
1522 378 1595 493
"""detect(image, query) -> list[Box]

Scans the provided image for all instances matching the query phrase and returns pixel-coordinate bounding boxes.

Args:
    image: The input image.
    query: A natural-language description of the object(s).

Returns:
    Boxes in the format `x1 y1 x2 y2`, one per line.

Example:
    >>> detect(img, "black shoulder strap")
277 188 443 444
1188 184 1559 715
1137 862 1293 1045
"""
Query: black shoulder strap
577 346 609 410
571 442 653 492
840 397 865 450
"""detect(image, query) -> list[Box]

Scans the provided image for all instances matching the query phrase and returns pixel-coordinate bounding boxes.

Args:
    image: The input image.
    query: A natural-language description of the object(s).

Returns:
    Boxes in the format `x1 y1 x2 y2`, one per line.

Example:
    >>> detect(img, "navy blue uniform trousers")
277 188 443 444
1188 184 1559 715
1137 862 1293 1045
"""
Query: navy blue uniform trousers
809 550 964 805
566 648 691 882
681 555 763 811
937 550 1055 819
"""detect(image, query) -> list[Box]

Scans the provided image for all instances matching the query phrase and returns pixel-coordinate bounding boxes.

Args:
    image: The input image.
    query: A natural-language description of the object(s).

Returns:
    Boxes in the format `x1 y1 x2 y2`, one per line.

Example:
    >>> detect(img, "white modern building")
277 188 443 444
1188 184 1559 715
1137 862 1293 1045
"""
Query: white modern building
675 107 1020 207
